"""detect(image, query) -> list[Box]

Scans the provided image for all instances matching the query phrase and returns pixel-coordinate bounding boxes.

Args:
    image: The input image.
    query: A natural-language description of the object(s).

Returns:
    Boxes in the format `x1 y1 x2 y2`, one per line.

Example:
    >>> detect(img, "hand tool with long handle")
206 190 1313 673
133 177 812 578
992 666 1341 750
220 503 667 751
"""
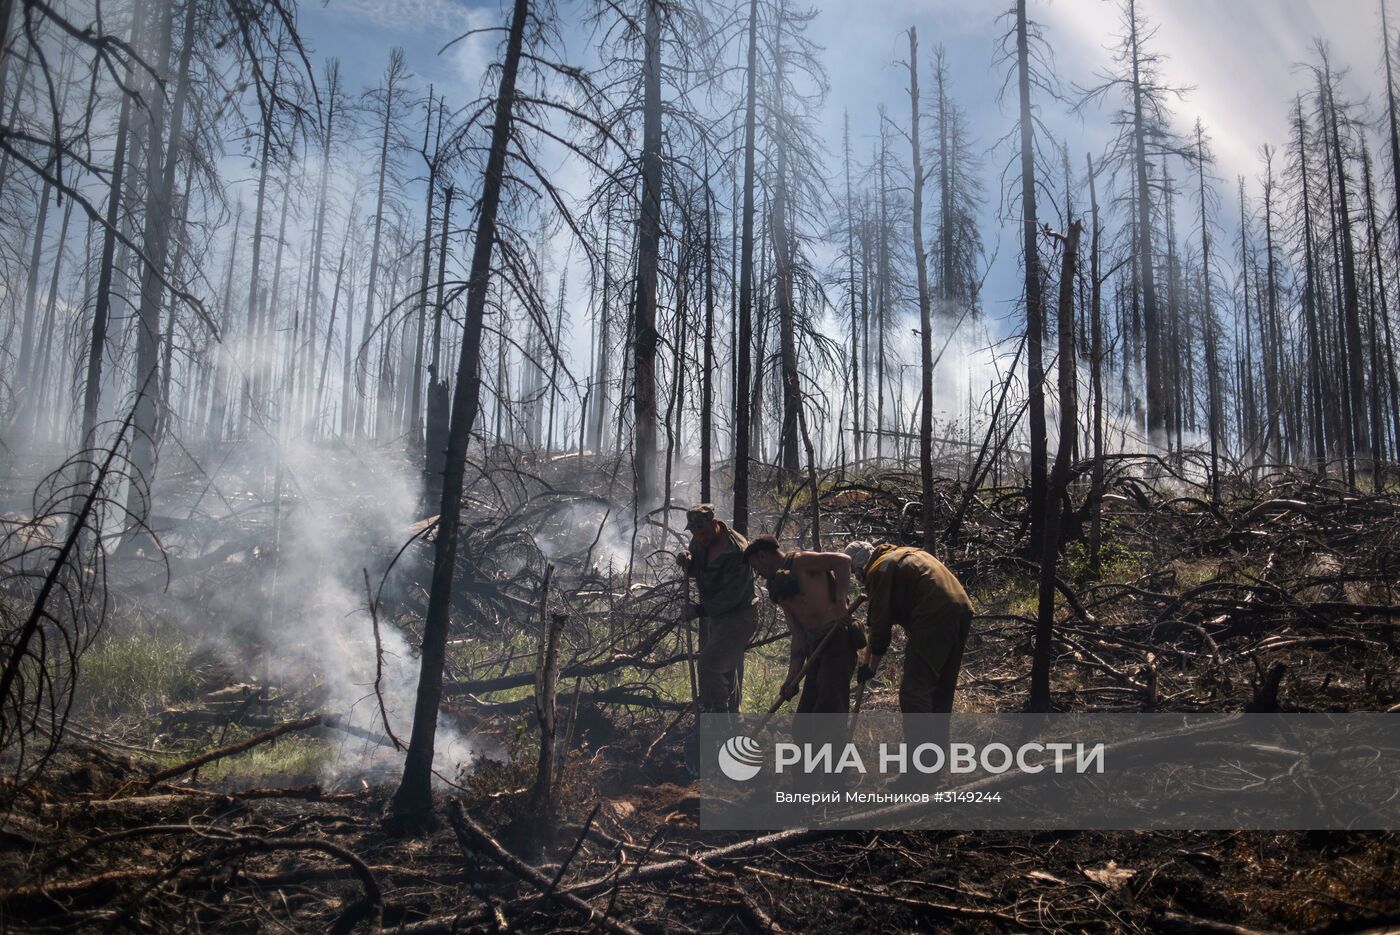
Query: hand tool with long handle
847 669 872 743
754 594 865 732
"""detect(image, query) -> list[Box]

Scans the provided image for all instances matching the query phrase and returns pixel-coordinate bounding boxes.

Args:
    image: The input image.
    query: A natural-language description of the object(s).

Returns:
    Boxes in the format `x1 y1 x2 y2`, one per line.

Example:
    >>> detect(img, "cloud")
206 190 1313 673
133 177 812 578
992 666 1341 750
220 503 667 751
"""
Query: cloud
332 0 482 35
1041 0 1379 190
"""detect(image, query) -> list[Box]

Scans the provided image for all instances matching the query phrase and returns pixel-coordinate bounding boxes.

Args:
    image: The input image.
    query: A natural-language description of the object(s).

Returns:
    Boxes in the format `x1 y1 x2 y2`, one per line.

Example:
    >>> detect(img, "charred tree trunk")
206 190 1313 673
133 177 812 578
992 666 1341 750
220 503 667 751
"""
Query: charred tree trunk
390 0 529 829
241 51 281 438
208 204 241 444
1261 155 1283 462
16 179 52 432
424 184 454 508
1324 65 1371 474
1382 0 1400 463
1029 220 1081 712
876 131 890 462
80 0 145 453
860 200 871 462
631 0 663 512
701 159 715 503
1087 154 1106 574
359 50 404 439
298 64 337 429
1015 0 1047 554
663 232 690 531
843 113 860 470
123 0 196 543
1362 146 1396 479
410 91 442 448
1196 125 1222 502
591 190 615 456
770 24 801 477
908 28 936 548
1128 0 1165 446
30 199 73 440
315 233 347 437
733 0 758 535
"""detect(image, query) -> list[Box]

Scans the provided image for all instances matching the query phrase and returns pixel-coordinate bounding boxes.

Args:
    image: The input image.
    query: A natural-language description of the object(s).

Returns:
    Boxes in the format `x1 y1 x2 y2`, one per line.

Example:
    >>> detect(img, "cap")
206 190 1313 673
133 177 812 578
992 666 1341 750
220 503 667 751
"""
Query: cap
844 540 875 576
685 503 716 530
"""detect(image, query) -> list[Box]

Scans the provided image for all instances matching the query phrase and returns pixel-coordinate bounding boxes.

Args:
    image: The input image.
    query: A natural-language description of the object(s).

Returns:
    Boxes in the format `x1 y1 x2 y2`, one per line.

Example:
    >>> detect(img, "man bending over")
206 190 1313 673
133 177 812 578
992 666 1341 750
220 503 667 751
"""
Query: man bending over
745 536 862 713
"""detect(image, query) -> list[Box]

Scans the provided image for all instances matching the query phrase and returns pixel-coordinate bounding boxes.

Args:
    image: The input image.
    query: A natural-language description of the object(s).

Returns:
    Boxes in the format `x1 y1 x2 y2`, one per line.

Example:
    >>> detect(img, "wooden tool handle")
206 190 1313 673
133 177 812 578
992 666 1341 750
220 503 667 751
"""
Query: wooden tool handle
762 594 868 716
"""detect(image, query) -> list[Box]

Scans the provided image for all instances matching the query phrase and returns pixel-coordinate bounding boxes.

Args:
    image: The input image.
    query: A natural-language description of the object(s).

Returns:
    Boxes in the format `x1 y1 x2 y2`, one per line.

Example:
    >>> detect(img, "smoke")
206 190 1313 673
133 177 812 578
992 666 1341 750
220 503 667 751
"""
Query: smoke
535 500 638 573
158 431 477 787
279 435 476 783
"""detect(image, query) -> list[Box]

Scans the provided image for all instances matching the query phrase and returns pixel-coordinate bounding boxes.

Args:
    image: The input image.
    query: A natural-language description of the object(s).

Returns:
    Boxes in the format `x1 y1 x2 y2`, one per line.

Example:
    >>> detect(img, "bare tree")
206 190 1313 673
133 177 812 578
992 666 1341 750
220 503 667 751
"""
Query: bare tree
906 27 936 548
390 0 530 829
1029 219 1081 711
733 0 759 535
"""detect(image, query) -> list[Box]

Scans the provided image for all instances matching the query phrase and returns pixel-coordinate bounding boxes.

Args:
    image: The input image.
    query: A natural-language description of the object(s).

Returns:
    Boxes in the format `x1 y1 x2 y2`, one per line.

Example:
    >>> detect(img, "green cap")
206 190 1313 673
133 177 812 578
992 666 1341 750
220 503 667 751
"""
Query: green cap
685 503 716 530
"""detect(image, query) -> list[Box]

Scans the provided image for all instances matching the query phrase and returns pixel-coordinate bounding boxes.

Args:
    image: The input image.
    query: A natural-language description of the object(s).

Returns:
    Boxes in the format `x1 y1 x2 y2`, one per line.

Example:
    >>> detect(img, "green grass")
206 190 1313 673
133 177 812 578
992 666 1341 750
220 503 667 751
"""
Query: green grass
1175 561 1221 589
742 646 793 711
132 732 335 783
1062 518 1141 584
198 734 334 781
77 618 198 716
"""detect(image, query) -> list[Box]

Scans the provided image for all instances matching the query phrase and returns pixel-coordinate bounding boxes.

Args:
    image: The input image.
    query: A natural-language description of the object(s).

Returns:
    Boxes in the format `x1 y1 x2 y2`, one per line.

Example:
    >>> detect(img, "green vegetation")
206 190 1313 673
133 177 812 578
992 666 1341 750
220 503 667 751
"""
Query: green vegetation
198 735 334 781
76 618 198 716
1063 519 1140 584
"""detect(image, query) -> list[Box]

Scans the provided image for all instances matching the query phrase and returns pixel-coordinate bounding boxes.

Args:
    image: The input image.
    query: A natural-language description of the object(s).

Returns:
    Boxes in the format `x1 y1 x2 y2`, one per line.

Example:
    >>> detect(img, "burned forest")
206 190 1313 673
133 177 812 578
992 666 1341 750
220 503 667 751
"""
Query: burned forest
2 0 1400 931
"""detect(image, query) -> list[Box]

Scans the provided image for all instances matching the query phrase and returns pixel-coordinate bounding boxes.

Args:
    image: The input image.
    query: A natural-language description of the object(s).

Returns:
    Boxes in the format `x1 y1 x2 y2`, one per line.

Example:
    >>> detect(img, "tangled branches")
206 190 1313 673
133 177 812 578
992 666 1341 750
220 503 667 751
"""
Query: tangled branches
0 411 153 809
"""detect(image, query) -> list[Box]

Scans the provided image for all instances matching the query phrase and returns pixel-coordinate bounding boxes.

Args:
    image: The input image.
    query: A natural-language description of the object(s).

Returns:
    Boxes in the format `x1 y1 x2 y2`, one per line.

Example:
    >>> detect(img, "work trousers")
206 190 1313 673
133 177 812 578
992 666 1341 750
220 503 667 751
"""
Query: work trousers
796 624 860 714
697 605 758 713
897 606 973 714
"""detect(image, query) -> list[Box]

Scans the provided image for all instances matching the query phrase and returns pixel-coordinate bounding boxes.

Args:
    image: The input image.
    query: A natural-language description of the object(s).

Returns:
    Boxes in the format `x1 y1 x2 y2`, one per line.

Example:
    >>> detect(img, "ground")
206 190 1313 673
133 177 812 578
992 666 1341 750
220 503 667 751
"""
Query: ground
2 452 1398 932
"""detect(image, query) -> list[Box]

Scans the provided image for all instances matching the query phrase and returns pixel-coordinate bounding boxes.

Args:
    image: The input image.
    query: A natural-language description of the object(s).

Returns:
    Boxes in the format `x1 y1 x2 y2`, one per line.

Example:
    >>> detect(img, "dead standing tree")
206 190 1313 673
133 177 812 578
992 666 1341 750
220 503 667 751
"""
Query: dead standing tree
1029 219 1081 711
1317 46 1372 482
1079 0 1192 452
391 0 623 829
733 0 759 535
632 0 663 514
1195 121 1223 503
80 0 148 457
907 27 936 548
995 0 1053 556
121 0 199 549
352 48 408 439
764 0 830 545
581 0 720 525
389 0 531 828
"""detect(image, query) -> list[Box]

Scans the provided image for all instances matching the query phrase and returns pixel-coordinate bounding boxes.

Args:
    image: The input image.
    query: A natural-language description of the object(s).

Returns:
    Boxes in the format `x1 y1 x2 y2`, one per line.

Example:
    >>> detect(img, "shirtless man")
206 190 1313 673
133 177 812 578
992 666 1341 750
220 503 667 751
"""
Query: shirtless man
744 536 862 713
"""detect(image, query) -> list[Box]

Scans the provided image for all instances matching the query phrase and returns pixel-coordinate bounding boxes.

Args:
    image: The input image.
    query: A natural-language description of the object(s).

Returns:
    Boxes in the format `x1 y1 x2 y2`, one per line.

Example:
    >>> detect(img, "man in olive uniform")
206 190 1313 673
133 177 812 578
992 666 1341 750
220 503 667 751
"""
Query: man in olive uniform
676 504 757 713
845 541 973 713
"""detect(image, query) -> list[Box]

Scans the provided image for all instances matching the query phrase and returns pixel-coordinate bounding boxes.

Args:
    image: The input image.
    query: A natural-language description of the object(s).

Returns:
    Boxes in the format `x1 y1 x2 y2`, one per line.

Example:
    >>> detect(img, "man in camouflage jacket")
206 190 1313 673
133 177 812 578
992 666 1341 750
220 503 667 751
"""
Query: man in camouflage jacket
677 503 757 713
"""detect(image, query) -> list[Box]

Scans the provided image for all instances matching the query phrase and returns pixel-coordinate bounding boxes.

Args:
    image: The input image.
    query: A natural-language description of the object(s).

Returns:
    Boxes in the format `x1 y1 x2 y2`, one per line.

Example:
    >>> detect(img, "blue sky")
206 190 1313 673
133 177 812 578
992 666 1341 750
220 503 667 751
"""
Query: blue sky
286 0 1386 436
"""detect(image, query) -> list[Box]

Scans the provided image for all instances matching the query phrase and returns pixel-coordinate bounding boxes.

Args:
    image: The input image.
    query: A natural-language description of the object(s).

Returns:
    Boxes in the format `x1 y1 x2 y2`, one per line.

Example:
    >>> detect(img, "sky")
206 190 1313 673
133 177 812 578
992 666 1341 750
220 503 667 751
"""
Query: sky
806 0 1382 329
286 0 1389 411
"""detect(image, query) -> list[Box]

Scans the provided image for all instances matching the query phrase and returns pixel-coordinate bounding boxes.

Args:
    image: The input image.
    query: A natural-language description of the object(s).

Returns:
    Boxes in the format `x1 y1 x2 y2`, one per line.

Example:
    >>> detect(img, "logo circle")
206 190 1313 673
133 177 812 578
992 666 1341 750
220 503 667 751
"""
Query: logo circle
717 735 764 781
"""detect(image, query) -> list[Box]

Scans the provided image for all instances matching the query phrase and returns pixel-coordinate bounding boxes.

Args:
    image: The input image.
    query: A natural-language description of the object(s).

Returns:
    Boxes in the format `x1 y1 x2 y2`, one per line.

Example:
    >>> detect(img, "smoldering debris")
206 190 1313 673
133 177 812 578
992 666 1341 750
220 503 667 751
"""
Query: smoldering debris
4 455 1400 934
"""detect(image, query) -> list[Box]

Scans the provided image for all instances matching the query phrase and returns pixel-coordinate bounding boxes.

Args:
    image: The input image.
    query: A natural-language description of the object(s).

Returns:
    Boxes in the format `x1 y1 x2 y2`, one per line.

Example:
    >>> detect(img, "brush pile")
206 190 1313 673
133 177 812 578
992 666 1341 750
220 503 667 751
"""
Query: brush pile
1 451 1398 933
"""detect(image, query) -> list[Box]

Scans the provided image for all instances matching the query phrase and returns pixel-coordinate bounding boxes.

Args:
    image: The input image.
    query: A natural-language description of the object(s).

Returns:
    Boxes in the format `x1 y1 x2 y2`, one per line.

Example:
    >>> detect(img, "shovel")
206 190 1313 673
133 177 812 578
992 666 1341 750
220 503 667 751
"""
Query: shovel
847 667 872 744
754 594 866 733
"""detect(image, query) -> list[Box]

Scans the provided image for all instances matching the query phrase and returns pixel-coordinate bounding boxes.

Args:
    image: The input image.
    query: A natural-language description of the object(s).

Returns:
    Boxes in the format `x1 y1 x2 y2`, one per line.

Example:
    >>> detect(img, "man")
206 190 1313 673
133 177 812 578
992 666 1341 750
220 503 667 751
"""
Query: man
845 540 973 714
676 504 757 713
745 536 861 713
